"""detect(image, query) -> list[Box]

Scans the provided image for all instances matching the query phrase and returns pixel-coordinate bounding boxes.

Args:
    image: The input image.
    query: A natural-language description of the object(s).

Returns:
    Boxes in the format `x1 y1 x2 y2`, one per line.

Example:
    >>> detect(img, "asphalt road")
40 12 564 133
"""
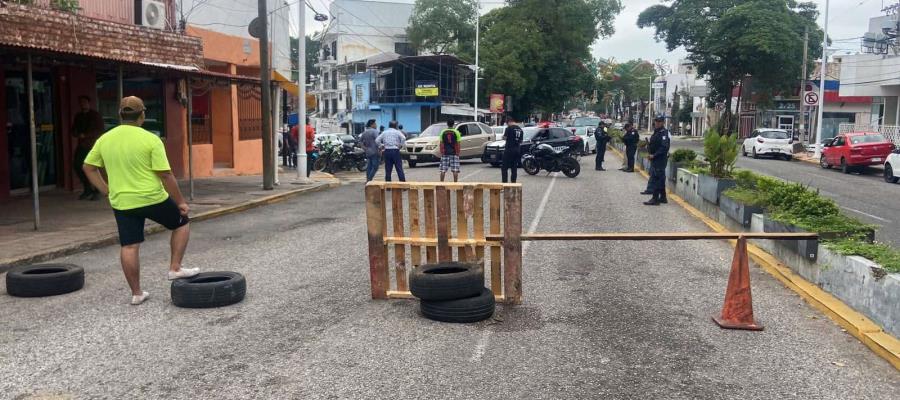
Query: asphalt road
1 154 897 399
671 137 900 246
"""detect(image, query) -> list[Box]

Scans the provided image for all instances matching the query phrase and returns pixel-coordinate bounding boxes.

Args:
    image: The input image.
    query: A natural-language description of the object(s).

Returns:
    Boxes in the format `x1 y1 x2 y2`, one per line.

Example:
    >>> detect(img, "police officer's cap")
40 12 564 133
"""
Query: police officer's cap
653 116 665 123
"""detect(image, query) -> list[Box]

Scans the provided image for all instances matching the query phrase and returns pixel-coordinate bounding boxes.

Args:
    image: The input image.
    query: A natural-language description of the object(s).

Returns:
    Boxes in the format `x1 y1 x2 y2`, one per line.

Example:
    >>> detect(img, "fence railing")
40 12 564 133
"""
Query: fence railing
838 123 900 145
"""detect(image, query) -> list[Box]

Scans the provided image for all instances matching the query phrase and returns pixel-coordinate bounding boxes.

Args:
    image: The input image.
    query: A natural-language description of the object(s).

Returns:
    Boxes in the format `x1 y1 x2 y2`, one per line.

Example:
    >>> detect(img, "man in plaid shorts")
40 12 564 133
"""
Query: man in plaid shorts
439 119 462 182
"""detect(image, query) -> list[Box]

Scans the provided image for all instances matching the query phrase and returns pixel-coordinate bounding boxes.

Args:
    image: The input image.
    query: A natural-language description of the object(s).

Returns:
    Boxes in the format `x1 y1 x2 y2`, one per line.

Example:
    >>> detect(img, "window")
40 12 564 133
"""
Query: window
761 131 790 140
190 91 212 144
850 134 887 144
394 42 415 56
355 84 364 102
458 124 470 136
237 84 262 140
549 128 570 139
833 136 845 146
96 74 165 137
331 99 338 115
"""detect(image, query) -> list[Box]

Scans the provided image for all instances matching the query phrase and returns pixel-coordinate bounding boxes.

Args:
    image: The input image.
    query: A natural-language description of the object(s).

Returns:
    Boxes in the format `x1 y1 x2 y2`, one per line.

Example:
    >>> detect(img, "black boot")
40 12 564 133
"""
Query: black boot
640 190 652 195
659 193 668 204
643 194 660 206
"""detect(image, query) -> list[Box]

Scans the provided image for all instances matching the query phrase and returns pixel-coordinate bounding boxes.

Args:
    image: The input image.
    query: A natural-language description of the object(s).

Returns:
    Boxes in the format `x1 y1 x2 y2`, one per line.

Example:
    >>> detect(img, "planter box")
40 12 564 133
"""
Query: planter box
763 216 818 261
666 161 686 182
698 174 736 205
675 168 701 207
719 194 763 227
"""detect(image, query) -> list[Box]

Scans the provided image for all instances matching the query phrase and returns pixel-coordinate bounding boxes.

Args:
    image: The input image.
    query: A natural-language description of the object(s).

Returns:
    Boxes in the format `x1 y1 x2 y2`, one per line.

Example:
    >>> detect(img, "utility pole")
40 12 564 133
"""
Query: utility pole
647 78 653 132
296 0 310 182
473 5 480 122
814 0 829 159
800 26 809 142
258 0 275 190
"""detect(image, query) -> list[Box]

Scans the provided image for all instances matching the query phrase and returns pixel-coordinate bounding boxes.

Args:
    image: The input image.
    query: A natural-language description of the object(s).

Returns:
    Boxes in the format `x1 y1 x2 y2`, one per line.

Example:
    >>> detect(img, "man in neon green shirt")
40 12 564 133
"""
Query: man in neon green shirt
438 119 462 182
83 96 199 305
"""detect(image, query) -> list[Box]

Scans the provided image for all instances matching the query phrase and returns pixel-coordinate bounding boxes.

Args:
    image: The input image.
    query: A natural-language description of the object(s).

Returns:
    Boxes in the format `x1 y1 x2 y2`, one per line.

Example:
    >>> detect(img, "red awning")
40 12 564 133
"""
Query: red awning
824 92 871 104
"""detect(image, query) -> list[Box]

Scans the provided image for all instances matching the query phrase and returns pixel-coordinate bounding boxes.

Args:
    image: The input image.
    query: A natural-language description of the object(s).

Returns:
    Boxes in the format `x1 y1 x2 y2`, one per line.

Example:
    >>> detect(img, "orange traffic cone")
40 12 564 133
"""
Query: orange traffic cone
713 236 764 331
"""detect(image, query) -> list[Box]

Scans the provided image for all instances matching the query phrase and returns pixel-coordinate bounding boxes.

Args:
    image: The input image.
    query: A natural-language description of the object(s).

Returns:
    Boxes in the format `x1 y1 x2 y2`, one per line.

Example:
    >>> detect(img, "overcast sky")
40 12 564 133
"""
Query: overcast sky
294 0 893 67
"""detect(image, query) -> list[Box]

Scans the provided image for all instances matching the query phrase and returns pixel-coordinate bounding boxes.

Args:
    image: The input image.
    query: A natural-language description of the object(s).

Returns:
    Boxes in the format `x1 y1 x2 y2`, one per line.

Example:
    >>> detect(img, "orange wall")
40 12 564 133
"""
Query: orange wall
190 144 213 177
186 26 261 67
211 84 233 166
232 139 263 175
164 81 188 178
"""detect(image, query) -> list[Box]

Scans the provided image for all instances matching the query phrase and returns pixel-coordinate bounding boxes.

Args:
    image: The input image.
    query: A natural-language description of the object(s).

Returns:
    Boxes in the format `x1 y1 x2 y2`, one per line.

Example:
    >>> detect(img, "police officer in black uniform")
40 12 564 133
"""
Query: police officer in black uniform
594 121 610 171
502 115 525 183
644 117 671 205
620 122 639 172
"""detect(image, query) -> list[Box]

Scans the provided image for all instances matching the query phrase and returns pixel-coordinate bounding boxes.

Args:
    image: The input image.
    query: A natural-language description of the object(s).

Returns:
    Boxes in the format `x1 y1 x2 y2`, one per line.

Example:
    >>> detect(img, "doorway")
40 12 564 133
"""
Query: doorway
777 115 795 133
5 71 57 193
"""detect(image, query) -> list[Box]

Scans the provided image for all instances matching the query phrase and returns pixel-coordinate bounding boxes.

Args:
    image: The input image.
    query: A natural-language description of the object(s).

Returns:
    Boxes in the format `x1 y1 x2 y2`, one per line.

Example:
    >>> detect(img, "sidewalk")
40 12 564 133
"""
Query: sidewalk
0 172 339 269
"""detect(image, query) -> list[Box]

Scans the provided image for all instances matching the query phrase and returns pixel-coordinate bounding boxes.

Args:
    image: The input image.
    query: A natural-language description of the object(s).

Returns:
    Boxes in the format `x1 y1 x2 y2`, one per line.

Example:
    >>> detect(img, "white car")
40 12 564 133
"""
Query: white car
741 129 794 160
613 122 624 130
568 116 600 154
490 126 506 141
885 149 900 183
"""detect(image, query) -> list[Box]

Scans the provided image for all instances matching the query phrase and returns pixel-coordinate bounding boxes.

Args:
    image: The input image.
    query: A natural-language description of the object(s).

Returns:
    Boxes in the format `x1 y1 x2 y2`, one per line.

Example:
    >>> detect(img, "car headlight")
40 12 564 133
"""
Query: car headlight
425 144 437 150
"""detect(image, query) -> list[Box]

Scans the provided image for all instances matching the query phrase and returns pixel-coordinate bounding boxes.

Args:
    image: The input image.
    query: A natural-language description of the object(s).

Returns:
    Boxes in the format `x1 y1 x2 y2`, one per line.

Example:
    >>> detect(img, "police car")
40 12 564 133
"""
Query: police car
481 127 581 166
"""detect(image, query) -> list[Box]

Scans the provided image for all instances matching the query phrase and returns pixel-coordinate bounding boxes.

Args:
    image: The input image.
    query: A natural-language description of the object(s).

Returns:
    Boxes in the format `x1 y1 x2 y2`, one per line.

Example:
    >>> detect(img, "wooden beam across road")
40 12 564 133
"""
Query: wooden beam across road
485 232 819 242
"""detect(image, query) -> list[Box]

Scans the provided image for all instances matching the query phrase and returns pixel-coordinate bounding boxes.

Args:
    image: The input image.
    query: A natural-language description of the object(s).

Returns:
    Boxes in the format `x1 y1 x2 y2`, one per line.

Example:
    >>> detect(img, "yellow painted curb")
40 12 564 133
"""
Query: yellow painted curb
608 145 900 370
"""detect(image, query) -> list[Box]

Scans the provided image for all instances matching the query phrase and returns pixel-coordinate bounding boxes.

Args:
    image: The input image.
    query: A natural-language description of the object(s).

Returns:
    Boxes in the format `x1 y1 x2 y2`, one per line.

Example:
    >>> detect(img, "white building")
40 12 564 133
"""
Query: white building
312 0 415 125
838 12 900 143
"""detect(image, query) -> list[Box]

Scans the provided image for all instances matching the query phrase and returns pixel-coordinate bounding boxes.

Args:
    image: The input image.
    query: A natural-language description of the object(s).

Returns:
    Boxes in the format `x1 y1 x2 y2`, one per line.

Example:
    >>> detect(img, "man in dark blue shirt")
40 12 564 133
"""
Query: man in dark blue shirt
644 117 671 205
620 122 640 172
502 115 525 183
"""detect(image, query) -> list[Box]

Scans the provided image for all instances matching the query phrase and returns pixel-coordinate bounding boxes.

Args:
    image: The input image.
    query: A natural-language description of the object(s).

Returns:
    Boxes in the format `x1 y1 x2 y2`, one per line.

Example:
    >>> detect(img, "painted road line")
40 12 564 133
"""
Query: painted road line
840 206 892 223
608 145 899 370
471 173 557 364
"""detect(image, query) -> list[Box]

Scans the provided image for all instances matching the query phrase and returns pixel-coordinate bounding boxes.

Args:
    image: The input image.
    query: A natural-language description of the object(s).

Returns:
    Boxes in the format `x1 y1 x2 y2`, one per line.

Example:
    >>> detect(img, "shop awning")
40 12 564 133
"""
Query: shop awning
273 70 299 96
441 103 492 117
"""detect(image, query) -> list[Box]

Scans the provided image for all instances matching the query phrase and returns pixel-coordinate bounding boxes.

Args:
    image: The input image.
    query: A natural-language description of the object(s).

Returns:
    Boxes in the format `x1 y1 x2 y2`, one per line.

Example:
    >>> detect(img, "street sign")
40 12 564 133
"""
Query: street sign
651 82 665 89
415 81 439 97
489 94 505 113
803 91 819 106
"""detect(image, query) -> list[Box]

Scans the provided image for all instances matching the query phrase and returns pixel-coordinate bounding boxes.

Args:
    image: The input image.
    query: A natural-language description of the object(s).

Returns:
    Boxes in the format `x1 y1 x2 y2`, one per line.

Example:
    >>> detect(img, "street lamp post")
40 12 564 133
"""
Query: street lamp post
813 0 830 159
296 0 309 182
473 5 480 122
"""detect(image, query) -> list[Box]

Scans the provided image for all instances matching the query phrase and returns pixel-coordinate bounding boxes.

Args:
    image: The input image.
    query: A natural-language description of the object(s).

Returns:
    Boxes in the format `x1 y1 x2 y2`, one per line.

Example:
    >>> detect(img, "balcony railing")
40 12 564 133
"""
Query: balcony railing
33 0 135 25
839 123 900 145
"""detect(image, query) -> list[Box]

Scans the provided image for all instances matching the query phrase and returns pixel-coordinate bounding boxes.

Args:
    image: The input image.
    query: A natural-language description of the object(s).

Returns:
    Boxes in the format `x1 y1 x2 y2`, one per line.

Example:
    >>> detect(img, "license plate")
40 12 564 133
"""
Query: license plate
410 155 417 160
872 158 881 162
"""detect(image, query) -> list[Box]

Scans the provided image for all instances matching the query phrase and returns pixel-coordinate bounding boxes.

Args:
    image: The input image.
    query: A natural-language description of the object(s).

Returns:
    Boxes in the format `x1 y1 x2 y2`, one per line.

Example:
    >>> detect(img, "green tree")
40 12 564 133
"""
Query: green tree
638 0 823 133
290 34 321 83
479 0 623 115
677 90 694 125
407 0 478 60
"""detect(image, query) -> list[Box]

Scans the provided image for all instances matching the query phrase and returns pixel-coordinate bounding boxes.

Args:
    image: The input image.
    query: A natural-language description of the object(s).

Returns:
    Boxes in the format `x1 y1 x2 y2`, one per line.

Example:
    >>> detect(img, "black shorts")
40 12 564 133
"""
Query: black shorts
113 197 190 246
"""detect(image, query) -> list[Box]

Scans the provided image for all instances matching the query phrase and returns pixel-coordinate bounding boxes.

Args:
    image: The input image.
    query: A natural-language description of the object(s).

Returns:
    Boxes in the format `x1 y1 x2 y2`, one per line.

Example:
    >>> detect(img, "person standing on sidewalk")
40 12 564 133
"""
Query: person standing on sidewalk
282 124 297 169
376 120 406 182
359 119 381 182
595 121 610 171
644 117 671 206
620 122 639 172
438 119 462 182
304 118 316 178
82 96 199 305
501 115 524 183
72 96 105 200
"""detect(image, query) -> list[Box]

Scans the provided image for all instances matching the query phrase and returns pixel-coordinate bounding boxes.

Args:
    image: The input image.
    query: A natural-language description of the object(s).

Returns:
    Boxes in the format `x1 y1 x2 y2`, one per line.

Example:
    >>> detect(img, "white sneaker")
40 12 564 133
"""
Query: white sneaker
131 291 150 305
167 267 200 280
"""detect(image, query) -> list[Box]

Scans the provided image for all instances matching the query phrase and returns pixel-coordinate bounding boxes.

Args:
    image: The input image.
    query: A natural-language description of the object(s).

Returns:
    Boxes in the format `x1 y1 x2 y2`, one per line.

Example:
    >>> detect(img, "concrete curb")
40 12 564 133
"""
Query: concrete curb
609 146 900 370
0 181 340 272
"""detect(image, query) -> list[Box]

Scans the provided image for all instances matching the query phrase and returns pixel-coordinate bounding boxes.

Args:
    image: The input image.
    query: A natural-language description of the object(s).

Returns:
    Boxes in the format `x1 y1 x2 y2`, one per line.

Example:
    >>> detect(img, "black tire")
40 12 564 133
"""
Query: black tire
523 158 540 175
313 157 327 172
409 262 484 301
408 161 417 168
582 143 590 156
490 162 501 167
885 164 899 183
356 159 367 172
742 146 747 157
420 287 495 323
820 155 830 169
752 147 759 159
562 157 581 178
6 264 84 297
841 158 850 174
171 272 246 308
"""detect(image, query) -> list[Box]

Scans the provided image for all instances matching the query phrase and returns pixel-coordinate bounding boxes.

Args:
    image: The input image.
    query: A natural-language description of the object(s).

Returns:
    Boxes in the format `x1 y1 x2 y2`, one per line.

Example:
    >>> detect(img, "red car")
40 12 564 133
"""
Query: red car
820 132 896 173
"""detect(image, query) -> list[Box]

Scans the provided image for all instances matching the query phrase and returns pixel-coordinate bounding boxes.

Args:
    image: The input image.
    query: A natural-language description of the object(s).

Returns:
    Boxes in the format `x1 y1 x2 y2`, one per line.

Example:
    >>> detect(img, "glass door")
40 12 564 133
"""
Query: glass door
5 71 56 192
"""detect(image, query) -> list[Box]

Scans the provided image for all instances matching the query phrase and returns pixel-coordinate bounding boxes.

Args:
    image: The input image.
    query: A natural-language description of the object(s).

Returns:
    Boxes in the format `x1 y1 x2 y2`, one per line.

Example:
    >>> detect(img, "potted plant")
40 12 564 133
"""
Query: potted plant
697 129 738 204
667 148 697 182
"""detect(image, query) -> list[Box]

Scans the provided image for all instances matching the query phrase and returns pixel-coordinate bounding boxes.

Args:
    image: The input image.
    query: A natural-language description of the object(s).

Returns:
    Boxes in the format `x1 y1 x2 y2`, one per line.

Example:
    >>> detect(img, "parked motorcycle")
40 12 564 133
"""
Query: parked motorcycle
521 143 581 178
314 141 366 173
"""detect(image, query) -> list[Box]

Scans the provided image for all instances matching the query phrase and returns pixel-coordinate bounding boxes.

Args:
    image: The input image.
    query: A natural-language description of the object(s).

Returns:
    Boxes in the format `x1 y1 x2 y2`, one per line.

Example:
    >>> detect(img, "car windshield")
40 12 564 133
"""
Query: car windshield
850 134 887 144
761 131 790 139
523 128 541 140
419 124 449 137
572 117 601 127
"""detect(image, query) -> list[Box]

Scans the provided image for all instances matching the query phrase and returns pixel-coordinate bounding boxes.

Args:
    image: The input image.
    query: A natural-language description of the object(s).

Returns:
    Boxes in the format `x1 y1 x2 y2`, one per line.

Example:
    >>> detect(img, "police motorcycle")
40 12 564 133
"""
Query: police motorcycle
314 140 367 173
521 142 581 178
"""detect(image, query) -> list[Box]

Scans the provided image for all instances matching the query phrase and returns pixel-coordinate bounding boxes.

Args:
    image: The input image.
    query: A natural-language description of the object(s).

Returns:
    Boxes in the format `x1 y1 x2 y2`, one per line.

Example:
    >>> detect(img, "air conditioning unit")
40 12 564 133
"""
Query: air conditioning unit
135 0 166 30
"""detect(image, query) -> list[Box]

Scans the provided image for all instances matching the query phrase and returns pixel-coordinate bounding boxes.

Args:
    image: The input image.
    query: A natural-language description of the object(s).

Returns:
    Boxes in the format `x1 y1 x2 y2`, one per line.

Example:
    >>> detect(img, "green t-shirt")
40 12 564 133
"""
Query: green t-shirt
440 128 462 156
84 125 171 210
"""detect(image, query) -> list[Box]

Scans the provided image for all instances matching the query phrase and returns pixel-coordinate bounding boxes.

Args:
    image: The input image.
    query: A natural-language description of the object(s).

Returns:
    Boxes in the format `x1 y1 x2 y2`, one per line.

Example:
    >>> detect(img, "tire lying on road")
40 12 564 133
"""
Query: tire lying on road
171 271 246 308
5 264 84 297
409 262 483 301
420 287 495 323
